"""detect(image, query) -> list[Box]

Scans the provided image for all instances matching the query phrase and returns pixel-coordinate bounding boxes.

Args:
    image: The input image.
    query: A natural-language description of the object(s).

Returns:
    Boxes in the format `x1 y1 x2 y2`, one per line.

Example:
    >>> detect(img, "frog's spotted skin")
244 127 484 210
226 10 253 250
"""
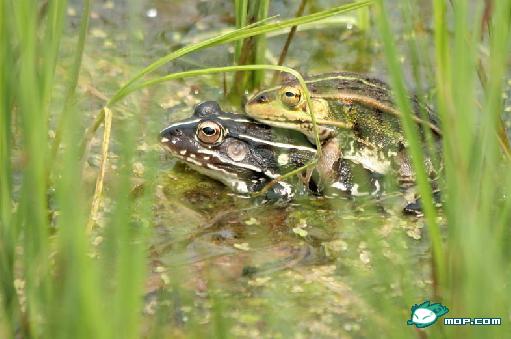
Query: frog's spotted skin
245 72 442 204
246 72 441 168
246 72 440 140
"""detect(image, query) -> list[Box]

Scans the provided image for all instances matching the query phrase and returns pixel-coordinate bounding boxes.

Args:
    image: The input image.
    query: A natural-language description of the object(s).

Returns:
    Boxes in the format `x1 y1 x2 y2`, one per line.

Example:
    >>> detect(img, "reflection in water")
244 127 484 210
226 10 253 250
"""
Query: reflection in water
140 163 432 335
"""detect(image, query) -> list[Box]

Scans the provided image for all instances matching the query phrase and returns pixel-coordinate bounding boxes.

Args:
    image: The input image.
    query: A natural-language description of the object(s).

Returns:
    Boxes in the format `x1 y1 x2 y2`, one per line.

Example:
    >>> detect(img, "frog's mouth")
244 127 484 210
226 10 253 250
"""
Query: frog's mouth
255 118 305 132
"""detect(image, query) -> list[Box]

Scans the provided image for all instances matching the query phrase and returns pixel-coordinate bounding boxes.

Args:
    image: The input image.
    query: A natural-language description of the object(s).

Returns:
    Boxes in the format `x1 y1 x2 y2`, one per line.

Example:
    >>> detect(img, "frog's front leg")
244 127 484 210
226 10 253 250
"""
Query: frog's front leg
395 148 443 215
315 137 344 188
314 137 383 196
403 190 442 215
263 181 295 204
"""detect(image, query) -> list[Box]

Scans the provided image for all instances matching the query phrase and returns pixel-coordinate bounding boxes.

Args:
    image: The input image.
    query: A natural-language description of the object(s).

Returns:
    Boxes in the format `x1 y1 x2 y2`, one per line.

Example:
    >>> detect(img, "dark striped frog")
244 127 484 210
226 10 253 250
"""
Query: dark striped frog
160 101 317 202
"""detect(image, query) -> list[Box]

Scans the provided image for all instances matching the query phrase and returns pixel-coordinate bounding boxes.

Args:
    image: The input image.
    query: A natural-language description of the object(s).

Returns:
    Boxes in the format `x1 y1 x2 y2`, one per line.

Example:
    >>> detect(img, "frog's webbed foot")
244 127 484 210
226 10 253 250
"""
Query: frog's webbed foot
403 190 442 216
403 200 423 216
262 181 295 205
296 168 322 194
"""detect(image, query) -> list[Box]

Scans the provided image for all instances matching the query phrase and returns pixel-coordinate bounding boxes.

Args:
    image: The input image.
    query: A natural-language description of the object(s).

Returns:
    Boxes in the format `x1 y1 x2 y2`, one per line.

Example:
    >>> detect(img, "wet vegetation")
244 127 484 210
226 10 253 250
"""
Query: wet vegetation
1 0 510 338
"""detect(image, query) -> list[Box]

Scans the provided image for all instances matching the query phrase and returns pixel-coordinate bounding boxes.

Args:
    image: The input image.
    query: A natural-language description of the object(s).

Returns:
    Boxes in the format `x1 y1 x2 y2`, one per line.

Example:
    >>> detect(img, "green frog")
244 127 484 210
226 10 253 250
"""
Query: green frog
160 101 383 202
245 72 442 204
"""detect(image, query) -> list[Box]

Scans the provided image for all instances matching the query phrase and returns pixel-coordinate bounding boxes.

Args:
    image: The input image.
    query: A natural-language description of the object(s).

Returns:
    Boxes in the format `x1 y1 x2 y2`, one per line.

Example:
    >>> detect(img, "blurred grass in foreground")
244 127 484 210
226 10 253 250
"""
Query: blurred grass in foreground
374 0 511 337
1 0 510 338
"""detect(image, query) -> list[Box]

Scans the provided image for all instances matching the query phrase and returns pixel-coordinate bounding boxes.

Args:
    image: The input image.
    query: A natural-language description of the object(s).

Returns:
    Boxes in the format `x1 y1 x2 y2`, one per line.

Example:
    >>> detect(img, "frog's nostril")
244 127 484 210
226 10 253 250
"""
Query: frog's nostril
173 128 183 136
256 94 268 103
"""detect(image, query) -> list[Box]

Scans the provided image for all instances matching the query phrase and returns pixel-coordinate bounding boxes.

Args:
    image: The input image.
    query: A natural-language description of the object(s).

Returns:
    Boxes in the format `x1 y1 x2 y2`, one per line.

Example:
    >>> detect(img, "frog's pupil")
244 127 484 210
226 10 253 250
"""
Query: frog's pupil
202 127 216 135
285 91 295 97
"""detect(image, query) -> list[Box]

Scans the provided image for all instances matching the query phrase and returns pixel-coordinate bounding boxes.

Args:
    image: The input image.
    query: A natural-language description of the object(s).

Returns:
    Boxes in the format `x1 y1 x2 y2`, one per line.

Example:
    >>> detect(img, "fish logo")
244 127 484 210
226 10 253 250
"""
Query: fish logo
407 300 449 328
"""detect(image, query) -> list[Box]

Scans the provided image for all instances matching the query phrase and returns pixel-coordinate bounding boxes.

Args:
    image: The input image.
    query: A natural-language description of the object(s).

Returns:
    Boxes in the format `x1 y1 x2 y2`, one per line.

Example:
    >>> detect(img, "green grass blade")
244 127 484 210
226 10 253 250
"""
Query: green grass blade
254 0 271 89
234 0 248 61
0 1 19 335
374 0 445 292
50 0 91 164
13 2 49 335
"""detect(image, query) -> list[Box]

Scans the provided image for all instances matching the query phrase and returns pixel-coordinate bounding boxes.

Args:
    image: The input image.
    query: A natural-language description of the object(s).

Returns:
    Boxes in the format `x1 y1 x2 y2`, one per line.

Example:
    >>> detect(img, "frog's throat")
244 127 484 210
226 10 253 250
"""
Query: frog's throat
185 162 254 194
167 150 276 194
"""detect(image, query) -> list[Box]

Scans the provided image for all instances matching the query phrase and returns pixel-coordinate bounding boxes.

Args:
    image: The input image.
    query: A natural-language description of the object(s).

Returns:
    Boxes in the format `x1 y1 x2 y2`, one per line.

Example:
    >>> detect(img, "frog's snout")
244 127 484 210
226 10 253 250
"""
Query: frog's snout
159 125 182 147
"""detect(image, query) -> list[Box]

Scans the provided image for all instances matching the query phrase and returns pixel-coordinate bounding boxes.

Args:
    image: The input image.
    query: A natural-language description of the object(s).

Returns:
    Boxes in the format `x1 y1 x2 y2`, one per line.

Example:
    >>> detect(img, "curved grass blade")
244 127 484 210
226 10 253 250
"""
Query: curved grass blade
234 0 248 61
86 107 112 233
50 0 91 166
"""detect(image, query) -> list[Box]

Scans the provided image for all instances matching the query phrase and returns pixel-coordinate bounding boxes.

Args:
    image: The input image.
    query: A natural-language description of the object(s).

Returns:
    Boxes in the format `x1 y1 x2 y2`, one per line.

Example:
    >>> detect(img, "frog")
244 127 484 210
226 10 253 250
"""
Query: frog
245 72 442 209
160 101 317 202
160 101 383 203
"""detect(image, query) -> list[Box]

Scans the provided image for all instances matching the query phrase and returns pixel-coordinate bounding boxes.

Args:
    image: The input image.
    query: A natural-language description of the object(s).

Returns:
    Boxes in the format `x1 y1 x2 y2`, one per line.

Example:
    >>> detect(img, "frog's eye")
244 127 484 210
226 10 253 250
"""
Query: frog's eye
280 86 301 108
197 120 223 144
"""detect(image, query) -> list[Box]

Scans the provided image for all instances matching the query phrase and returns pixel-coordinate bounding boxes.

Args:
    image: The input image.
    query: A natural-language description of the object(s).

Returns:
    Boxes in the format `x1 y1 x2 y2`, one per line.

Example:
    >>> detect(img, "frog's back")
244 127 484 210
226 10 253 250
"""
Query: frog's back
302 72 439 141
284 72 395 107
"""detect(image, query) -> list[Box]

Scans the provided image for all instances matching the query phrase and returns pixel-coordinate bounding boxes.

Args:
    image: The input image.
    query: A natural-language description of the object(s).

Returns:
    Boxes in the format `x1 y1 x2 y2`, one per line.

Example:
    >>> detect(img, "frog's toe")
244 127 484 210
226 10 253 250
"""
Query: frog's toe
403 191 442 215
403 201 424 216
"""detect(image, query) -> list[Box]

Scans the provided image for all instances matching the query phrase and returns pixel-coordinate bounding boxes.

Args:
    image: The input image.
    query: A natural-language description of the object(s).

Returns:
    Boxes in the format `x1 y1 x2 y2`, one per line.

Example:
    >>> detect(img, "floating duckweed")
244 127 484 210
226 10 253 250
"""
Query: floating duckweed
92 235 103 246
91 28 107 39
359 250 371 264
234 242 250 251
244 217 259 225
292 227 308 237
160 273 170 285
154 266 166 273
132 162 145 177
248 276 271 287
146 8 157 18
103 1 114 9
409 228 422 239
291 285 305 293
67 7 76 16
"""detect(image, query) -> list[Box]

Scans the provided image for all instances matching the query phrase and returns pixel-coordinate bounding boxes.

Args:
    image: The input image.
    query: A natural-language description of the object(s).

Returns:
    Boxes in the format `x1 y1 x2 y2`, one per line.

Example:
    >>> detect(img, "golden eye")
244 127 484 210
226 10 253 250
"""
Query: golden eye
197 120 223 144
280 86 301 107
